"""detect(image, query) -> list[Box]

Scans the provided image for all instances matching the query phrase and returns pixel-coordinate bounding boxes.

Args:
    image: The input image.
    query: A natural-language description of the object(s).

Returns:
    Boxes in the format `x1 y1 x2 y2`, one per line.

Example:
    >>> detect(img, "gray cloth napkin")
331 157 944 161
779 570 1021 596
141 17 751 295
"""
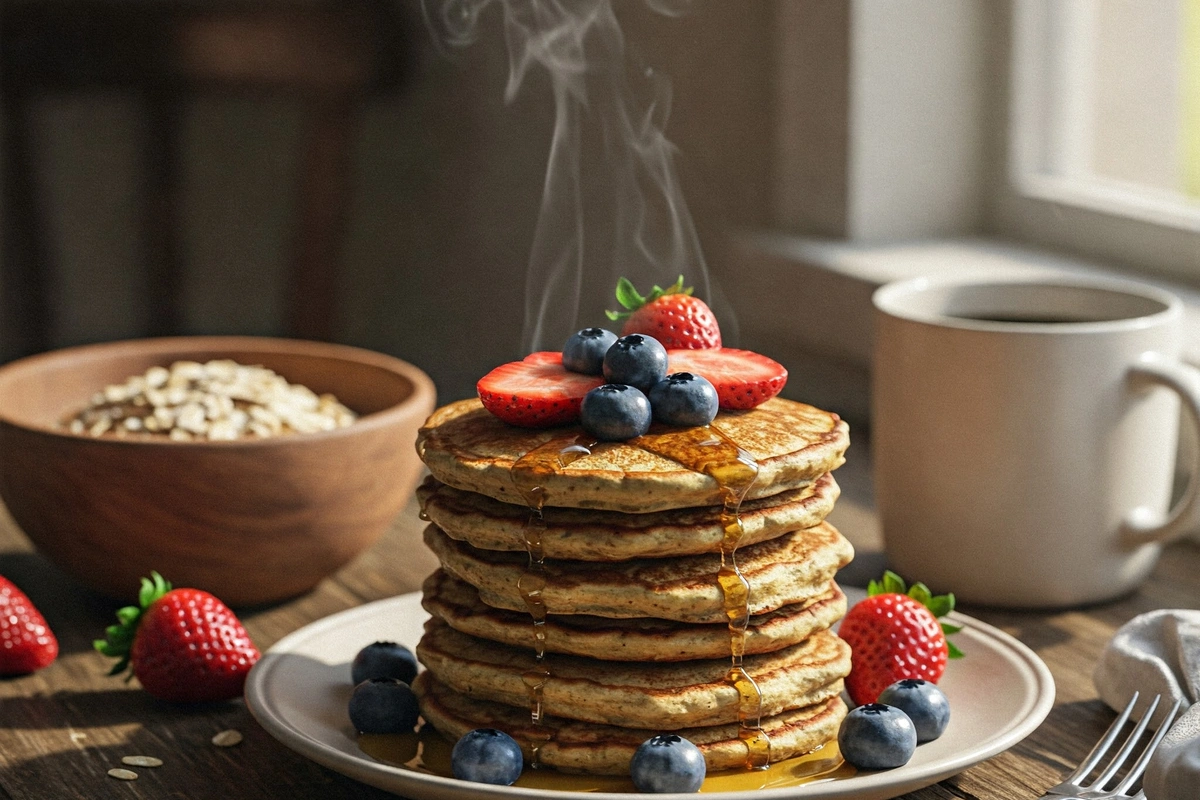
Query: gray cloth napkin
1092 609 1200 800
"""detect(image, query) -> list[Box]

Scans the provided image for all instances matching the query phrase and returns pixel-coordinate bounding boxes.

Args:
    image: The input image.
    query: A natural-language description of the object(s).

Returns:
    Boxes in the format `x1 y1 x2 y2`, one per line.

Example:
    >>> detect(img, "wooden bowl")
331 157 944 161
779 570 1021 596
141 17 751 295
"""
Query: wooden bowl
0 337 436 606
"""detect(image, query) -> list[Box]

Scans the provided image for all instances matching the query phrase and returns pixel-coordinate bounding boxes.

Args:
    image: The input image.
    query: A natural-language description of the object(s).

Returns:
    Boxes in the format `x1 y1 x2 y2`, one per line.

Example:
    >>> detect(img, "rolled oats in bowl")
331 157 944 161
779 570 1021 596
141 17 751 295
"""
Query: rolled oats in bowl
65 359 357 440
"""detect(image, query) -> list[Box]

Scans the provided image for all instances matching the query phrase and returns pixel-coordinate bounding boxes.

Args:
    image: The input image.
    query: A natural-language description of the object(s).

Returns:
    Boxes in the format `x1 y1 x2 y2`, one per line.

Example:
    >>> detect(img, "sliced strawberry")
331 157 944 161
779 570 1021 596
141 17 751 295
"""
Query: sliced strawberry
666 348 787 410
522 351 563 365
477 360 604 428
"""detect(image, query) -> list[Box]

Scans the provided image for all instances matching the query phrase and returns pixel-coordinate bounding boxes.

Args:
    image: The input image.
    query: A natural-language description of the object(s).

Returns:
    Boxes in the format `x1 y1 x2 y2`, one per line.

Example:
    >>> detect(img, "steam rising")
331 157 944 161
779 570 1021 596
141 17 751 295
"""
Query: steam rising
425 0 715 353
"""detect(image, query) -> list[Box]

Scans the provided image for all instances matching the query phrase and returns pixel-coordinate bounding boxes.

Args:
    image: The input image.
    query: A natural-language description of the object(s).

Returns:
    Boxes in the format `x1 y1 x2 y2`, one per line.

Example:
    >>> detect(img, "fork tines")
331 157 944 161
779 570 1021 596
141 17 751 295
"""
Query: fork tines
1044 691 1183 799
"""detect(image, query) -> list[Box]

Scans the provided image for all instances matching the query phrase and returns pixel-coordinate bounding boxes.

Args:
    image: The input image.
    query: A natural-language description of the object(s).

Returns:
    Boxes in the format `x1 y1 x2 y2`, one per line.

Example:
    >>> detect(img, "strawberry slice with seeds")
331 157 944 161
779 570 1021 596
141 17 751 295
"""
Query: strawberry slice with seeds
666 348 788 410
477 360 604 428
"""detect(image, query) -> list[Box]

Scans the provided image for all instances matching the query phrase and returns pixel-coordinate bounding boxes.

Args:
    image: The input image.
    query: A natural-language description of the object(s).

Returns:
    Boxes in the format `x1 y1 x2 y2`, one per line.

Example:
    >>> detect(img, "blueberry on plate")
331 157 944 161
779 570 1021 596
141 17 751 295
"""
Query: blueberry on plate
347 678 420 734
563 328 618 375
629 734 706 793
351 641 418 686
581 384 652 441
648 372 718 427
877 679 950 742
602 334 668 392
451 728 525 786
837 703 917 770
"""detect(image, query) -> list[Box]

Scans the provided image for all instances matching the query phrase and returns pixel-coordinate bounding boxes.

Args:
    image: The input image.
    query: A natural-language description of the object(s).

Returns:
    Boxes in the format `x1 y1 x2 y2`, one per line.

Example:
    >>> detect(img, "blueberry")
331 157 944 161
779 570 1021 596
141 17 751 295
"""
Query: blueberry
629 734 706 793
603 334 668 391
563 328 618 375
351 641 418 686
581 384 652 441
877 679 950 743
450 728 525 785
648 372 718 427
837 703 917 770
347 678 420 734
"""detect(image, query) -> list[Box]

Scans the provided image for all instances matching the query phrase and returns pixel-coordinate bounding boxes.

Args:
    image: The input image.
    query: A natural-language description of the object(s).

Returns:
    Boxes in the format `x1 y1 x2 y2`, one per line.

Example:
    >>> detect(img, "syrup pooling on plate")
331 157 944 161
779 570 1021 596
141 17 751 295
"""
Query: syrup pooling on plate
632 424 770 769
358 729 852 791
510 436 598 764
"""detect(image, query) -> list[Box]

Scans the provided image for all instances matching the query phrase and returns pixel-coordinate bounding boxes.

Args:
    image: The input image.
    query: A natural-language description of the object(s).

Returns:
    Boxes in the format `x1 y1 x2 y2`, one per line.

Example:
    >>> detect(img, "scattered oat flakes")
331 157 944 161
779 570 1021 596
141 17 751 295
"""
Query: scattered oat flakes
211 729 243 747
64 360 357 441
107 768 138 781
121 755 163 768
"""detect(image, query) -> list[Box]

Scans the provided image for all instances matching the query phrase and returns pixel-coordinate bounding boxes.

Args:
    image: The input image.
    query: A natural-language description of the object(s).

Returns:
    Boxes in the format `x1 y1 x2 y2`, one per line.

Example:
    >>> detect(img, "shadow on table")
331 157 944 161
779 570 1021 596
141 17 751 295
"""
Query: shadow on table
0 550 128 656
0 699 393 799
0 689 247 729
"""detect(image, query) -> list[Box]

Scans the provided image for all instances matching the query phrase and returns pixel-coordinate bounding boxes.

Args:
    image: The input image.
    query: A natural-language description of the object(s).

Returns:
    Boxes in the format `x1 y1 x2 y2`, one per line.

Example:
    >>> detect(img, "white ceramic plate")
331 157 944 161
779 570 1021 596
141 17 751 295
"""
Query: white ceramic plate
245 589 1054 800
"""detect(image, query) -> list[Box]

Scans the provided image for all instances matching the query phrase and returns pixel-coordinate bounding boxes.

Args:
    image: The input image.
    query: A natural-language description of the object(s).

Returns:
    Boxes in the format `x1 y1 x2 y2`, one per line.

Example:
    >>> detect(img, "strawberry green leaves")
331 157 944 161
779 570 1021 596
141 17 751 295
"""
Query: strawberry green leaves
95 571 172 677
606 275 691 321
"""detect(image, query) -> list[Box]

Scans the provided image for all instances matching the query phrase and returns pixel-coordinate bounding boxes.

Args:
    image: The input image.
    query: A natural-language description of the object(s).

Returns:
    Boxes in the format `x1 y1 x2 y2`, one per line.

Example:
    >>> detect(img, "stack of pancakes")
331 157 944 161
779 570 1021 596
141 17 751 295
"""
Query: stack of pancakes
412 396 854 775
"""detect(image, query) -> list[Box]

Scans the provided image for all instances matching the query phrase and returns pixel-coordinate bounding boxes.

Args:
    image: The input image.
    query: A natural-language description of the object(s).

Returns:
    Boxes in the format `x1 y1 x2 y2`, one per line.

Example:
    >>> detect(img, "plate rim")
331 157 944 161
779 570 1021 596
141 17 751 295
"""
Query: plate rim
245 591 1056 800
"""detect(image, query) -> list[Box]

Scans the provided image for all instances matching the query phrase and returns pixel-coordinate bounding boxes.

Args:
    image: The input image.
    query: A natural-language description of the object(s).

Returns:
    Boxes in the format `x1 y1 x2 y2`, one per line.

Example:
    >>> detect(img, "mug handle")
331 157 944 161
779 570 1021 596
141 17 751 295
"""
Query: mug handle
1122 351 1200 546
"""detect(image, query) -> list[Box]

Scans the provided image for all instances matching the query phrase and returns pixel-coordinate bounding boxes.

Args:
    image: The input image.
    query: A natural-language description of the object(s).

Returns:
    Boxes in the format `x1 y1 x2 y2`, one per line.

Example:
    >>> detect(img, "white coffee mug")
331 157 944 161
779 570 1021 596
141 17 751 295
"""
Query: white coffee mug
872 275 1200 608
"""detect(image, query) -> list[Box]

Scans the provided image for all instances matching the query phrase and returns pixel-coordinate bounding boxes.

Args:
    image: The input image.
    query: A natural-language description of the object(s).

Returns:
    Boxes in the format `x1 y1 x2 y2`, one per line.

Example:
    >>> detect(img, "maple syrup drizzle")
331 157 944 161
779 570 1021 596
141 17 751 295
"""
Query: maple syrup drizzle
510 436 597 766
503 426 770 770
633 424 770 769
417 488 432 522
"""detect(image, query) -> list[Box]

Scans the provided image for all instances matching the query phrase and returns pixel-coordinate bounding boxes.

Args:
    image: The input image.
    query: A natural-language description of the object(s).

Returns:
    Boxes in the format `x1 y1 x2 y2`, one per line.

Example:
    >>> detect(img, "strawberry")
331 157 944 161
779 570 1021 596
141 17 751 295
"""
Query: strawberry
839 571 964 706
522 351 564 365
666 348 788 409
477 359 604 428
0 575 58 675
95 572 260 703
606 276 722 349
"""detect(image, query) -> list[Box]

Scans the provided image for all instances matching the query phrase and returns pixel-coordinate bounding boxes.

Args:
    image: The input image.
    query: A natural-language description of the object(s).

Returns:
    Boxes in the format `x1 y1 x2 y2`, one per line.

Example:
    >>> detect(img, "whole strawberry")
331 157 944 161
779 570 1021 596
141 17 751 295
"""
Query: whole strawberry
839 571 963 706
95 572 260 702
607 276 722 350
0 575 58 675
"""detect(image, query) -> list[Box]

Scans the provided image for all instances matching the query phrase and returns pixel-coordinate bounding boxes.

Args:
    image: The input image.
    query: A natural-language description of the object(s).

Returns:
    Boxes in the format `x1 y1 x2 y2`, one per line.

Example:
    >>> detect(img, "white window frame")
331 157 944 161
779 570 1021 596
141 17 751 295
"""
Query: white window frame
730 0 1200 422
1000 0 1200 279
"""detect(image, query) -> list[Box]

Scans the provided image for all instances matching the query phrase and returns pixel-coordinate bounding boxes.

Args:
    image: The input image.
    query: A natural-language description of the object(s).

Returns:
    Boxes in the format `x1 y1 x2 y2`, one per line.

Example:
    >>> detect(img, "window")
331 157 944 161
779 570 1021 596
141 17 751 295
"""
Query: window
1012 0 1199 220
737 1 1200 422
1001 0 1200 278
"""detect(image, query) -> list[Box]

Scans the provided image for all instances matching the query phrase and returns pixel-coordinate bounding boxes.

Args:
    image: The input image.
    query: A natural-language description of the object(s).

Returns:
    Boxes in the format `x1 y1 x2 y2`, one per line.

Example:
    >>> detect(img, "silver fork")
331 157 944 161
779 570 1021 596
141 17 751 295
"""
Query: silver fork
1039 692 1182 799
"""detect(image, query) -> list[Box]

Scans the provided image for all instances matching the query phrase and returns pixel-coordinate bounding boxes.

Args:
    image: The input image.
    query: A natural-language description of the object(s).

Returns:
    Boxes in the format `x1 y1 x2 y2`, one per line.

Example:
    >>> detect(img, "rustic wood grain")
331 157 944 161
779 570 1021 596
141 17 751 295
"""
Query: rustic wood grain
1 446 1197 799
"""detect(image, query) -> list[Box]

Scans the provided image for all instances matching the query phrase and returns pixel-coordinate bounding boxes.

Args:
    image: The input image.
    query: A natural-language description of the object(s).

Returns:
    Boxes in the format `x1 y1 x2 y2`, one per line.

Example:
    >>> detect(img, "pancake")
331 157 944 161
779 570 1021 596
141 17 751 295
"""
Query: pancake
421 569 847 661
416 397 849 513
416 617 849 730
414 672 847 775
424 521 854 623
417 473 840 561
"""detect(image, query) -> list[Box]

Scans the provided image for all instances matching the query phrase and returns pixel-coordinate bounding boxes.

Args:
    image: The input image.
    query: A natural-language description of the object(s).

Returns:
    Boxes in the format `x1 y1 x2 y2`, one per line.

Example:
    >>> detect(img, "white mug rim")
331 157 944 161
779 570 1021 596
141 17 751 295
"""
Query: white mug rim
873 274 1182 334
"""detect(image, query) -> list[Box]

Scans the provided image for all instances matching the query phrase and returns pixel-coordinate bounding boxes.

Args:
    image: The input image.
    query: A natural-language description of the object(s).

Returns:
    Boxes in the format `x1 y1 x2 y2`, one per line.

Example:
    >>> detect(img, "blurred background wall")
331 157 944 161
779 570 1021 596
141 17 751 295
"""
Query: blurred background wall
0 0 779 404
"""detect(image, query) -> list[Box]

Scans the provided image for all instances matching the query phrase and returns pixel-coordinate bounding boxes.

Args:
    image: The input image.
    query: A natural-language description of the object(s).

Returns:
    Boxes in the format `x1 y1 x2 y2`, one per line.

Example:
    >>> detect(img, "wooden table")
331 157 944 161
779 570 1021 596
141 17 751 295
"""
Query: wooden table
1 448 1198 799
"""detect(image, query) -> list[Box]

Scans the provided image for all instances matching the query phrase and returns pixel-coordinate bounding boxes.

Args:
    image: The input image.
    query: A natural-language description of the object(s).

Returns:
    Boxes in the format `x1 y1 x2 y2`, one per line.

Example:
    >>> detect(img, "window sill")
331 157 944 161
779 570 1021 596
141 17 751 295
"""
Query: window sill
723 230 1200 427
